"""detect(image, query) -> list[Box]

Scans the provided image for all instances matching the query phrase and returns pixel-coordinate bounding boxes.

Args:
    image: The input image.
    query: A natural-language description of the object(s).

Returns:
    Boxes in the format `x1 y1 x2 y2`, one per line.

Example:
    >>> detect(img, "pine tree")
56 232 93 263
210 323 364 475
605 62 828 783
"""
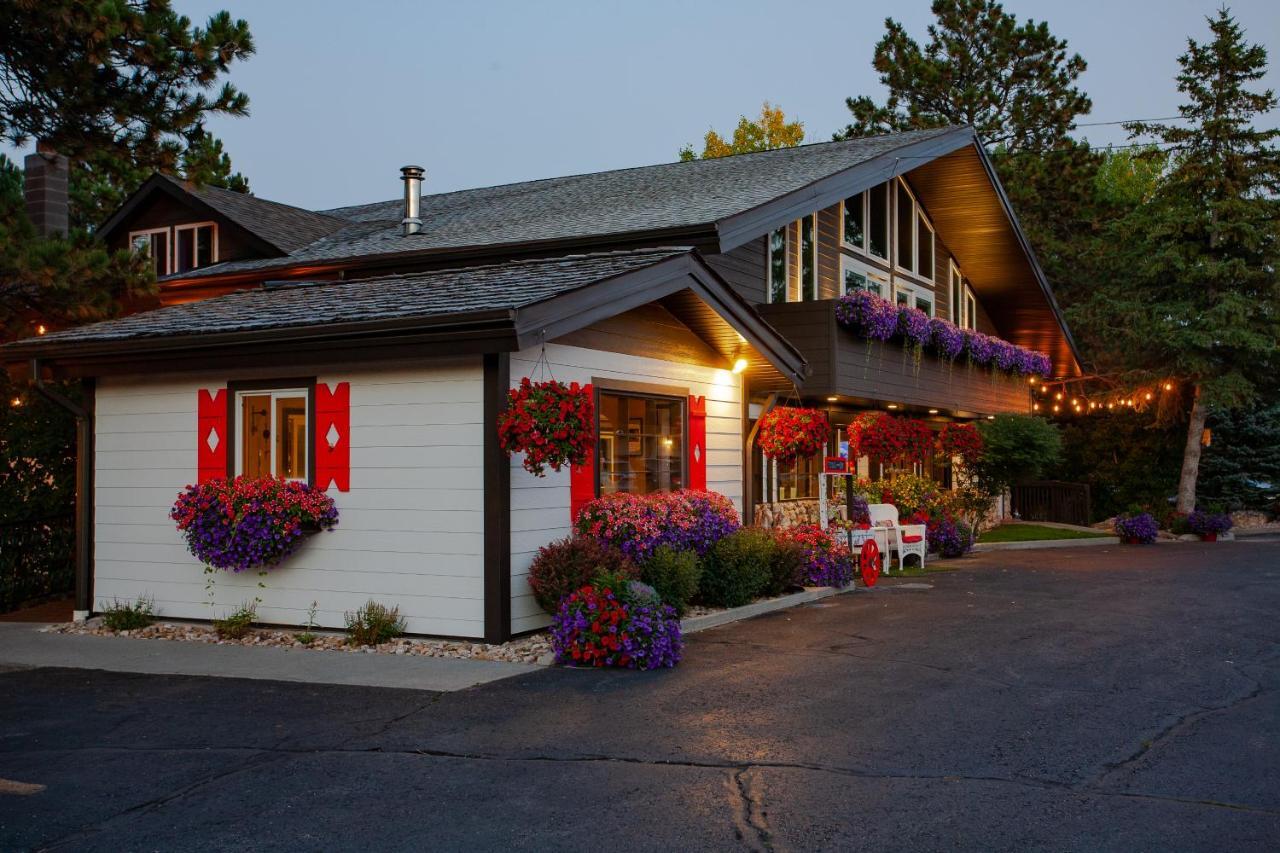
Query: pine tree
679 102 805 161
1108 9 1280 512
832 0 1098 288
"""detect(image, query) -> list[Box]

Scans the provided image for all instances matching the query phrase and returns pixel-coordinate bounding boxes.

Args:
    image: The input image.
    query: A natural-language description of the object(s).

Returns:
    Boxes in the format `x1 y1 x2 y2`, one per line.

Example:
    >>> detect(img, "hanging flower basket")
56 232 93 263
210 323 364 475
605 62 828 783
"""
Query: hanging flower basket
936 422 984 467
848 412 934 466
171 476 339 573
756 406 830 463
498 378 595 476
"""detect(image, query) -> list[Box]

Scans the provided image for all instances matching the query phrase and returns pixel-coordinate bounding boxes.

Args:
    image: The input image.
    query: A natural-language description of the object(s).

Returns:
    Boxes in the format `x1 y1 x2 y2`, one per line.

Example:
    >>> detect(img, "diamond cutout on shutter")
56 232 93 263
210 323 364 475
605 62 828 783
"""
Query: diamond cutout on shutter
206 427 220 453
326 423 341 450
694 443 702 463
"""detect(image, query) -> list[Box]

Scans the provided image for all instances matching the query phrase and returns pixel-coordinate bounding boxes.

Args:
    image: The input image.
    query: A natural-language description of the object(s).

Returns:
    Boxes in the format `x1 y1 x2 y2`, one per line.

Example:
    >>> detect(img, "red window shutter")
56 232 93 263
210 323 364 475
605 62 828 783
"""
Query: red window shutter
197 388 227 483
315 382 350 492
688 394 707 491
569 383 595 523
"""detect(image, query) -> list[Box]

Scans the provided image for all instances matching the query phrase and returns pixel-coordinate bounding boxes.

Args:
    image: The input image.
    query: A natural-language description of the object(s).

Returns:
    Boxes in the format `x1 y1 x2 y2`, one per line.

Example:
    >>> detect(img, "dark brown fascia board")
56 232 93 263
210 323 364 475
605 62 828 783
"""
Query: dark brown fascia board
968 142 1084 372
713 126 977 252
97 173 285 258
157 224 723 294
512 252 809 385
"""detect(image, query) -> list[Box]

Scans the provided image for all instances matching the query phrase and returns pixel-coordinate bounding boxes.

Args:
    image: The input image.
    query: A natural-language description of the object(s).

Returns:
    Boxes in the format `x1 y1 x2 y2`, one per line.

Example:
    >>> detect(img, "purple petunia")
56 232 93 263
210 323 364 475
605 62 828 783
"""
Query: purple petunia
965 331 997 366
927 317 966 361
835 291 899 341
897 306 931 347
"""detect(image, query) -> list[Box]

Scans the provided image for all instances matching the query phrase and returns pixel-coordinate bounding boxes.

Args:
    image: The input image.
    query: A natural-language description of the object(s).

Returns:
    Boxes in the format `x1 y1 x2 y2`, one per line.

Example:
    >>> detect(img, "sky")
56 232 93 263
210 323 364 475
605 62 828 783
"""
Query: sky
9 0 1280 210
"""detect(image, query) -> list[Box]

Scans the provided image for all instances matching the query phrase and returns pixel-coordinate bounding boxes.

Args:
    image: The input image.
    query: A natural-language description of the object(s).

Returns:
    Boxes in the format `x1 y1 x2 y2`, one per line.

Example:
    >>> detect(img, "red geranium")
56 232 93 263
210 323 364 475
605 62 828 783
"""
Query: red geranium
848 412 933 465
936 423 984 467
498 378 594 476
756 406 830 462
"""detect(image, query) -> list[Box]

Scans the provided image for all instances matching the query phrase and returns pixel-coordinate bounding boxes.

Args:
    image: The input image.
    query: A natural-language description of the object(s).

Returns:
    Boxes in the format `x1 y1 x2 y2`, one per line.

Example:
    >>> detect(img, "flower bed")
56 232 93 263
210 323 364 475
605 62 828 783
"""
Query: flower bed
775 524 854 587
575 489 740 561
170 477 339 572
834 290 1052 377
550 581 682 669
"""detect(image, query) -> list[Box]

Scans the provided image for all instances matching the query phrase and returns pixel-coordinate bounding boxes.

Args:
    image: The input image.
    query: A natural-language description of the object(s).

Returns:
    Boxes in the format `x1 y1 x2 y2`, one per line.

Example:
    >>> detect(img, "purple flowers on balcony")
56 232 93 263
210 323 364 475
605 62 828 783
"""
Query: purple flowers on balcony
833 291 1052 378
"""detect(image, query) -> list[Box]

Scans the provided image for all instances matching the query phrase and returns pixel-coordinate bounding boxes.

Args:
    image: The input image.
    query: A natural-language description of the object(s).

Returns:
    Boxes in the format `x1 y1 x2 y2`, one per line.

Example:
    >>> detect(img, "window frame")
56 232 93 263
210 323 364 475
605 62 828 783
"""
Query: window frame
765 225 790 304
128 227 171 276
841 191 867 254
894 279 935 317
964 285 978 331
799 212 818 301
173 221 220 272
840 254 890 298
225 378 317 484
892 177 935 285
865 182 890 261
591 379 689 498
949 259 965 326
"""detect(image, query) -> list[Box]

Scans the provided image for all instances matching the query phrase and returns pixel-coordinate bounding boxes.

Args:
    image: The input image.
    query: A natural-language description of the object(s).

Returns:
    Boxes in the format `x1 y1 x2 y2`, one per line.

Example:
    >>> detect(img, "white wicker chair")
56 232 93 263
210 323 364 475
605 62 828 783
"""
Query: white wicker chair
866 503 928 571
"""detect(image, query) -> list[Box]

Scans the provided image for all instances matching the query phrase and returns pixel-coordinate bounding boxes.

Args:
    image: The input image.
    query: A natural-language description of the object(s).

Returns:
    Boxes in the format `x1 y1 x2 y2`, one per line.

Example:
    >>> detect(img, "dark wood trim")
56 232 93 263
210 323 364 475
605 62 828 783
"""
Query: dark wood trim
590 376 690 399
224 377 318 484
715 128 976 251
483 352 512 644
740 376 752 526
77 379 95 614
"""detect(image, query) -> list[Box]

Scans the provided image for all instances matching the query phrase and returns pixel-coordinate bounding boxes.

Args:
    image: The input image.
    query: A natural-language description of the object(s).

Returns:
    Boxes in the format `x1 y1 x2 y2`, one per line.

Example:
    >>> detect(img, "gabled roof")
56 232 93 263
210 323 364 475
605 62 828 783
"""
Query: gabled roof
98 174 347 255
164 126 971 281
7 249 808 384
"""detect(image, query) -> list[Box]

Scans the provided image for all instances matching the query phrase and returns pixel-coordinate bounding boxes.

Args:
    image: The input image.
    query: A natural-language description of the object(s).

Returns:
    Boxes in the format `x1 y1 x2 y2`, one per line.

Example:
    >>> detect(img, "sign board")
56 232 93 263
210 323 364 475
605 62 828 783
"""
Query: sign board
823 456 850 474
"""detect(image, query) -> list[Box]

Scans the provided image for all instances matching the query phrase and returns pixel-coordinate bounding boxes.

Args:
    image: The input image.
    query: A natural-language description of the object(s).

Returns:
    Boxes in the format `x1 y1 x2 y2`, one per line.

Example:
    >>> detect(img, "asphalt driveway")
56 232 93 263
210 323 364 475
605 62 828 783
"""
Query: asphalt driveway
2 541 1278 852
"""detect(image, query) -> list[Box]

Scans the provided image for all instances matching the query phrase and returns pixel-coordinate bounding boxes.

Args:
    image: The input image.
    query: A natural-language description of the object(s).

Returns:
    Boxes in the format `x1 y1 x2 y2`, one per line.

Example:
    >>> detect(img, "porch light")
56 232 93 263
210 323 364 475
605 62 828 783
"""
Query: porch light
986 415 995 420
827 396 838 402
9 396 21 408
36 324 47 335
731 357 749 374
887 403 899 410
928 408 939 414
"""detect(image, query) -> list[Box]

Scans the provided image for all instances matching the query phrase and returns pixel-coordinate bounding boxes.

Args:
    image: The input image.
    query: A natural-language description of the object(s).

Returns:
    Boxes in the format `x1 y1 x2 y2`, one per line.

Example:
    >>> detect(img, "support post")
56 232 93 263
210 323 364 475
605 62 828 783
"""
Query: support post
482 352 512 644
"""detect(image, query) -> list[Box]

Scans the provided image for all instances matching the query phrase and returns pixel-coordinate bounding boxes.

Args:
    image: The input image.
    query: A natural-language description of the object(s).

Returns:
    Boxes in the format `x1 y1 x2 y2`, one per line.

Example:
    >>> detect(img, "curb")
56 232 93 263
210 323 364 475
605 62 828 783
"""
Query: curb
973 536 1120 552
680 586 846 635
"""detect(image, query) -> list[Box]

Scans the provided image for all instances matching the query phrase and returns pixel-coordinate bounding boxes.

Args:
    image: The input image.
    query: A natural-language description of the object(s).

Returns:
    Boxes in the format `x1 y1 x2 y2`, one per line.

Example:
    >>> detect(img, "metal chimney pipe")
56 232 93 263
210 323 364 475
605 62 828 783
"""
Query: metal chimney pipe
400 165 424 236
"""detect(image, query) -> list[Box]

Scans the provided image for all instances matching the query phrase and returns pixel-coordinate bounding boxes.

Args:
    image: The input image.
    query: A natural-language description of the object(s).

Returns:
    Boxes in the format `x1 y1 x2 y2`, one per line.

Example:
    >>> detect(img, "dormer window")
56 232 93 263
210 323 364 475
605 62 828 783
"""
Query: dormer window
175 222 217 273
130 228 170 277
129 223 218 277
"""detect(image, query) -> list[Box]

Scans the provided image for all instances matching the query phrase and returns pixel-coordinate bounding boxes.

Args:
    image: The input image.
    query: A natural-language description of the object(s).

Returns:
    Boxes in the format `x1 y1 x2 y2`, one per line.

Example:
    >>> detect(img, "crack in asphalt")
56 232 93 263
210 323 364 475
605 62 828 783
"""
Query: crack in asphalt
727 766 779 853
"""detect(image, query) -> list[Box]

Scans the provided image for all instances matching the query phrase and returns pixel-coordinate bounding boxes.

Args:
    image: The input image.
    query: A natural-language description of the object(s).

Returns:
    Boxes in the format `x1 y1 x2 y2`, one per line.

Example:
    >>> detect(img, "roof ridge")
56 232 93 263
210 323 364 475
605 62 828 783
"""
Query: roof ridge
319 126 963 215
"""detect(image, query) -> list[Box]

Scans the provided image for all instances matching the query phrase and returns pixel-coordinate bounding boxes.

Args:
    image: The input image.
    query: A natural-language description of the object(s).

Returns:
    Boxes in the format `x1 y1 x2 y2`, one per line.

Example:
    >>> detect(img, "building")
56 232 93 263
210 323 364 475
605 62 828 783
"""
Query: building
3 126 1079 641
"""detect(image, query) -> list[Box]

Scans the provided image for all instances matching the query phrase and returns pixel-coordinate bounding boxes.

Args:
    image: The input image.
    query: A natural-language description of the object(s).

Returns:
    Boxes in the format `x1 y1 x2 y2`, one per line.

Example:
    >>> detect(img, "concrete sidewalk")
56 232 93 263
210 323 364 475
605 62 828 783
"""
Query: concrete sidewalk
0 623 541 692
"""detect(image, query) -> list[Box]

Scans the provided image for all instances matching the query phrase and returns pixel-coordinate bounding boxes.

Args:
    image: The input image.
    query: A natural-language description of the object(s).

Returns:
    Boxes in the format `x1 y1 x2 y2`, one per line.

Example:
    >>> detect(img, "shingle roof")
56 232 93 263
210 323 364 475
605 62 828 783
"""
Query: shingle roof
155 175 347 253
19 248 693 347
171 127 962 280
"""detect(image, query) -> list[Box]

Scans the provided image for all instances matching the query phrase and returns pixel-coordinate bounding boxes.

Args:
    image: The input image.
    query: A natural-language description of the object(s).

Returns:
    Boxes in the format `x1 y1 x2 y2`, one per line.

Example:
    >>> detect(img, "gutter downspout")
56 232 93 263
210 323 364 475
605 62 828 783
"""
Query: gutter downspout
29 359 94 621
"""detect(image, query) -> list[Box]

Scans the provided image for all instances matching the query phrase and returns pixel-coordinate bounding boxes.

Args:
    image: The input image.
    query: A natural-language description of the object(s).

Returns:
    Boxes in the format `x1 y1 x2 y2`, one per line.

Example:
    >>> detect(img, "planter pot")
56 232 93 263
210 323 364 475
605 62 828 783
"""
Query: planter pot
1124 537 1144 545
1200 533 1218 542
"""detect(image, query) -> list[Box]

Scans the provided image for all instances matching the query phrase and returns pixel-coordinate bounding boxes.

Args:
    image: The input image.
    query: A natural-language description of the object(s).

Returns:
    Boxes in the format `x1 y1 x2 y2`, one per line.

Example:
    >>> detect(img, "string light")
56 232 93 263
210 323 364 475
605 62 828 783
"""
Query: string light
35 324 47 335
1055 392 1063 401
1033 403 1040 411
9 397 21 408
1145 392 1153 401
1052 404 1061 413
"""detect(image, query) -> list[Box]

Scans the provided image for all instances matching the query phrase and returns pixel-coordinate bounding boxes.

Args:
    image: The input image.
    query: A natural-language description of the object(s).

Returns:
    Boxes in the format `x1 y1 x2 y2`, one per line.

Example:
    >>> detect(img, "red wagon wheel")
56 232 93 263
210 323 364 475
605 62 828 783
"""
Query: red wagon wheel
860 538 881 587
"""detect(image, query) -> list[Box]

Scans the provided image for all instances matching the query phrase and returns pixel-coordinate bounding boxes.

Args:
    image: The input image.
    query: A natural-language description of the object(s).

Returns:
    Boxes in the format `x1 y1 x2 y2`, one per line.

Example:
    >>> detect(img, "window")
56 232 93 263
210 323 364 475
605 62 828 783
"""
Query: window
235 387 310 480
777 454 820 500
895 180 914 270
130 228 169 277
949 260 964 325
767 226 788 303
895 280 934 316
842 193 865 250
597 392 685 495
965 288 977 331
841 255 888 297
800 213 817 301
174 223 218 273
894 178 935 282
867 183 889 259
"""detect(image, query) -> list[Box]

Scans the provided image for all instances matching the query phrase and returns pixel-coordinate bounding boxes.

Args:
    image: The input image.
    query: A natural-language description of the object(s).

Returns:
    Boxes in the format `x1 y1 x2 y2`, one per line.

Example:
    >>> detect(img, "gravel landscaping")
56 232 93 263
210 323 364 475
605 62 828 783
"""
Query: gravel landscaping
44 620 554 665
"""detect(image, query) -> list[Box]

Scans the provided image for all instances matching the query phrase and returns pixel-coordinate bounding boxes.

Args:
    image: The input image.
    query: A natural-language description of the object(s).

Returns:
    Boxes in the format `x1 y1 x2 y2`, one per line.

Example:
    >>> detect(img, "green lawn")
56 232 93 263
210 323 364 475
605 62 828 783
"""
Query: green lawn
978 523 1110 543
882 562 957 578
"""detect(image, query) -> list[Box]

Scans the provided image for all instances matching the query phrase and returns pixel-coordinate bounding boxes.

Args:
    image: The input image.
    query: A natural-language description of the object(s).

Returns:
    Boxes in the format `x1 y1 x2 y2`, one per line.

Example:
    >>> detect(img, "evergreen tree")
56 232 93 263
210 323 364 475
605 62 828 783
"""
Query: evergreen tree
1198 404 1280 513
1098 9 1280 512
679 102 804 161
832 0 1098 288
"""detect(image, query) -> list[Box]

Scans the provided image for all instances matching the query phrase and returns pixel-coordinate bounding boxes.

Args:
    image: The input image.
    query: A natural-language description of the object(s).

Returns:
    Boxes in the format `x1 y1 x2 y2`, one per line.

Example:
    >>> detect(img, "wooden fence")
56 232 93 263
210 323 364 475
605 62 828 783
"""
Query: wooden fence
0 515 75 613
1010 481 1092 527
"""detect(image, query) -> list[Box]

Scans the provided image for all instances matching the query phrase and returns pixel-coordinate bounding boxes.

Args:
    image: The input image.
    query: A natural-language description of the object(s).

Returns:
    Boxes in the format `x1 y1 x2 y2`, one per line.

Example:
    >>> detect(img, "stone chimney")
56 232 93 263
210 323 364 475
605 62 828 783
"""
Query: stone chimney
24 142 70 238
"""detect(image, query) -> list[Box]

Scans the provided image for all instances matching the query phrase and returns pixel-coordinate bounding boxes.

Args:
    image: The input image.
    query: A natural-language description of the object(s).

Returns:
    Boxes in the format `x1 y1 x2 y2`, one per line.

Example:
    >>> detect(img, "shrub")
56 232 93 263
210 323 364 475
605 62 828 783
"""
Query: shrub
699 529 773 607
551 581 682 669
975 415 1063 494
100 594 155 631
764 533 808 596
1162 510 1191 535
639 546 701 616
775 525 853 588
171 476 339 573
576 489 739 561
927 519 974 558
1115 512 1159 544
1187 510 1233 537
527 536 637 614
345 600 407 646
214 602 257 640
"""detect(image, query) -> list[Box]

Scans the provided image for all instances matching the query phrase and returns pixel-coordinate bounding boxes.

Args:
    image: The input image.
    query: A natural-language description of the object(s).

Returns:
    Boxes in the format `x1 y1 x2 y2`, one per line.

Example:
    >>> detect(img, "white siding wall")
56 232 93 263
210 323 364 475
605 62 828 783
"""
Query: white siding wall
94 359 488 637
509 343 744 634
